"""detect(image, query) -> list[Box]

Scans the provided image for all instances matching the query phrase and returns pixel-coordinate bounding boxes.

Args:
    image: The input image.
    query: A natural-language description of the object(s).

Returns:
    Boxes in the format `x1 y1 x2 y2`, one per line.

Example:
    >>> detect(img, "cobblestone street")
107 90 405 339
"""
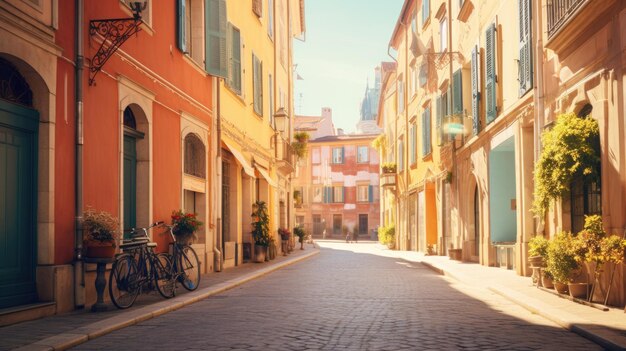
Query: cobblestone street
71 241 602 351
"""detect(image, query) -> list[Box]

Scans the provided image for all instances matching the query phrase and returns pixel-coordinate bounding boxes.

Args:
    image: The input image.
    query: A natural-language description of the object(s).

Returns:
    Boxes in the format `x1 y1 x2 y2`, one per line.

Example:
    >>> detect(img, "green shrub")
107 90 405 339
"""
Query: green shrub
545 232 580 283
378 224 395 246
528 235 549 257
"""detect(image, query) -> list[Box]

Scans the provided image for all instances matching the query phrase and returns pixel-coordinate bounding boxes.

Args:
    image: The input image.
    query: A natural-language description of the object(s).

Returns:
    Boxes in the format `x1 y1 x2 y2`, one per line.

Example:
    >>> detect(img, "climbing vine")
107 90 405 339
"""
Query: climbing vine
532 113 600 216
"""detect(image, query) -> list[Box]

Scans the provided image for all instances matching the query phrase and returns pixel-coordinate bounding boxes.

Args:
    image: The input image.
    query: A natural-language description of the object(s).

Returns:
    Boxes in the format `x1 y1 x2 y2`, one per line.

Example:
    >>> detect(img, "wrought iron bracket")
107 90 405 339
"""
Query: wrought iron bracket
88 16 143 85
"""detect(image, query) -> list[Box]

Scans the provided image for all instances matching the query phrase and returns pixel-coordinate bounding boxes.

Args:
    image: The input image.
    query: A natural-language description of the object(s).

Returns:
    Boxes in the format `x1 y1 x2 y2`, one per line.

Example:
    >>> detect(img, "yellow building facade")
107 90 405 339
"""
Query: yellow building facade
217 0 304 267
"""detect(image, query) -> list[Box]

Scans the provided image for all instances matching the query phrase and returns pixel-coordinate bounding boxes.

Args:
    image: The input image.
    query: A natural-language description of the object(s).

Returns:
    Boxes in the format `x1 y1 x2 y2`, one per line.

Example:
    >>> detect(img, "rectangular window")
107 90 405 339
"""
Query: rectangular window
518 0 532 96
440 17 448 52
205 0 227 78
311 148 320 164
398 138 404 172
252 53 263 116
485 23 497 124
409 123 417 165
357 185 369 202
357 146 369 163
268 0 274 39
332 147 344 164
419 62 428 87
471 45 481 135
312 186 322 203
397 77 405 113
422 107 432 156
333 186 344 203
227 24 242 95
452 69 463 114
422 0 430 26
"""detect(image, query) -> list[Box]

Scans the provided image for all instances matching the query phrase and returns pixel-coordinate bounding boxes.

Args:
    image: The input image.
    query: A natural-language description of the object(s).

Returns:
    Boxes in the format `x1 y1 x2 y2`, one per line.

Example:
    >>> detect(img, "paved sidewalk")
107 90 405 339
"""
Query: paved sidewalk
0 244 319 351
376 245 626 351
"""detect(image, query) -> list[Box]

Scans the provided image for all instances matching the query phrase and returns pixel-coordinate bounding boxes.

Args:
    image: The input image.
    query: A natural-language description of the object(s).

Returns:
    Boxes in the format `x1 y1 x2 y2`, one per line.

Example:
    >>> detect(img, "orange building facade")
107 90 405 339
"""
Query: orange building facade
1 0 218 320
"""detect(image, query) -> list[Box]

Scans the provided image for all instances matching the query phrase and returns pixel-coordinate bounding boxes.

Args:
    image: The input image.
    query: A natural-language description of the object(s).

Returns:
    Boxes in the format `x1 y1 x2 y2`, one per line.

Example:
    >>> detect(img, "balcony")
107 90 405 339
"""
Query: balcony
547 0 587 38
276 138 296 174
380 172 397 188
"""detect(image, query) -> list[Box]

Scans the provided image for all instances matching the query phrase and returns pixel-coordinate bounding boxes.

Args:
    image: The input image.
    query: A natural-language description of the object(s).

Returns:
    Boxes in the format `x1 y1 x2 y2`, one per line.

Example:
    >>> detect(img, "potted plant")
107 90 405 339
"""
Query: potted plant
292 132 310 160
171 210 202 244
381 162 397 174
294 226 306 250
378 224 395 249
251 201 271 262
545 232 580 294
83 208 120 258
528 235 549 286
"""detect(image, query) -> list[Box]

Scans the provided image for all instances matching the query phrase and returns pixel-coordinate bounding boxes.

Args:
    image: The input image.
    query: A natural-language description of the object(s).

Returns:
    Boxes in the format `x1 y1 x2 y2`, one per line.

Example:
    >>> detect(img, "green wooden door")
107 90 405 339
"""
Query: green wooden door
0 100 38 308
123 134 137 234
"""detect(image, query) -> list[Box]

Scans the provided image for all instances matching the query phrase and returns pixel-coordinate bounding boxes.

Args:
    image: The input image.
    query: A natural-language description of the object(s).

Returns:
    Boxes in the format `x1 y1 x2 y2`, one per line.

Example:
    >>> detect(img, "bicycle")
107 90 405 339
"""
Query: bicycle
108 221 176 309
161 224 201 291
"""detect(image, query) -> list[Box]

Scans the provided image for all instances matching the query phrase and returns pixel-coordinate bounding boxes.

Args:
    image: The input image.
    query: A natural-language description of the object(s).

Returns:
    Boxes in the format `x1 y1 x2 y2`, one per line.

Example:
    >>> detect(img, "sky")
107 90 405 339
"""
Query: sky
293 0 405 134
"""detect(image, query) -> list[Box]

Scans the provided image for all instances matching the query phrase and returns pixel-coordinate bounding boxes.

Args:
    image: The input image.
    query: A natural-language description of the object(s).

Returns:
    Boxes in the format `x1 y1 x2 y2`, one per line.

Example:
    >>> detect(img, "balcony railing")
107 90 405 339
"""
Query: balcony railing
277 139 296 174
380 172 397 188
547 0 586 38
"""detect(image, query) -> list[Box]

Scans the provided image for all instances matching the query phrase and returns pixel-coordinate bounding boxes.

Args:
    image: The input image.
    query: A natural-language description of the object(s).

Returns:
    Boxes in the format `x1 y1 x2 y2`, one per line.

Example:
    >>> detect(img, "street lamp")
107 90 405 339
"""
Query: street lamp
273 107 288 136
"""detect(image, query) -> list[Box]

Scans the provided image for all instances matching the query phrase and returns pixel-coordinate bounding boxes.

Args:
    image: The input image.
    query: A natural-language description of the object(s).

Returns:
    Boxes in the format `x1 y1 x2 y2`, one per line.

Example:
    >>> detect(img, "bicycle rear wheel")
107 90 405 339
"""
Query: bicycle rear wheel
109 253 140 309
155 253 175 298
177 245 200 291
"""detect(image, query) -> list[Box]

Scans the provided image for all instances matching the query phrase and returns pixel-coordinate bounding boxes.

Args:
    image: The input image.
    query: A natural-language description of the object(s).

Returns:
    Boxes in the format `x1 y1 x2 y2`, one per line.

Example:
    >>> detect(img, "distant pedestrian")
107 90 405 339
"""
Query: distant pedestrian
346 232 350 243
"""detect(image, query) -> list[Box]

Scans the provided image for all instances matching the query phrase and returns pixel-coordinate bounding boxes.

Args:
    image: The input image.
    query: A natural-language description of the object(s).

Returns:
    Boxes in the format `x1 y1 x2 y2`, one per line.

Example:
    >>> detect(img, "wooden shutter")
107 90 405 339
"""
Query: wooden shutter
485 23 497 124
253 54 262 115
453 69 463 114
471 45 480 135
436 96 443 146
422 107 431 156
518 0 532 96
252 0 262 17
177 0 186 52
227 25 242 94
369 185 373 203
206 0 228 78
341 147 345 164
342 187 345 203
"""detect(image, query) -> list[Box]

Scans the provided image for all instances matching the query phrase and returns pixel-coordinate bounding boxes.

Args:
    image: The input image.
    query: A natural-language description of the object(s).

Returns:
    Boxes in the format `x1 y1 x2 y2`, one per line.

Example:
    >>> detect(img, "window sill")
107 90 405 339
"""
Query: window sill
224 84 246 105
422 153 433 161
182 54 207 76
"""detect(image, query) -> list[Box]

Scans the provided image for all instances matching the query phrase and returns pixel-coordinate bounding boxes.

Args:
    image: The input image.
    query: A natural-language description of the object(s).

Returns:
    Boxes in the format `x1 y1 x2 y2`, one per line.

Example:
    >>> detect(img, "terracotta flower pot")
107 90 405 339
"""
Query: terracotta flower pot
568 282 591 299
542 275 554 289
554 281 569 294
253 245 266 263
84 240 116 258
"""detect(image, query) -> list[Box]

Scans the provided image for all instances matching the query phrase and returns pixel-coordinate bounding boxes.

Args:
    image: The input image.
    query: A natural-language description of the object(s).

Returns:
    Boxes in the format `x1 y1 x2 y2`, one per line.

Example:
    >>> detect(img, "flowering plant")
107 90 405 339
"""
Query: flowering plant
83 208 120 244
278 228 291 240
171 210 202 237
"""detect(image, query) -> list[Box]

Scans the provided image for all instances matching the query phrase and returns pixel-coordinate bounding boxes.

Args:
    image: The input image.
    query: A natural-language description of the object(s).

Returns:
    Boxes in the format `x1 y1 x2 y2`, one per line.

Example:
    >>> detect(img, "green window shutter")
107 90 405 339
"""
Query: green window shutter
422 107 431 156
342 187 345 203
206 0 228 78
436 96 443 146
177 0 187 53
227 25 242 95
485 23 497 124
452 69 463 114
518 0 532 96
341 147 345 164
471 45 480 135
421 110 427 157
368 185 373 203
253 54 263 115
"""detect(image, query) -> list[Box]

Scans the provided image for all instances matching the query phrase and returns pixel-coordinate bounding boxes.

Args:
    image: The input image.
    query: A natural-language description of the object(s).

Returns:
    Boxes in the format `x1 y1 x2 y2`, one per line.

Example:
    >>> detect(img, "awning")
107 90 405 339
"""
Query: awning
255 165 277 188
223 140 255 177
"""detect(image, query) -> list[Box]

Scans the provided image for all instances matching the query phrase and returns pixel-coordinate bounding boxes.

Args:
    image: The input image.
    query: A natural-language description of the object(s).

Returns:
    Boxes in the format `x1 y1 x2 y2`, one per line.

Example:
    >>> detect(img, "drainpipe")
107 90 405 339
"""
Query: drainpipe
214 79 223 272
74 0 85 308
387 43 398 249
533 0 545 235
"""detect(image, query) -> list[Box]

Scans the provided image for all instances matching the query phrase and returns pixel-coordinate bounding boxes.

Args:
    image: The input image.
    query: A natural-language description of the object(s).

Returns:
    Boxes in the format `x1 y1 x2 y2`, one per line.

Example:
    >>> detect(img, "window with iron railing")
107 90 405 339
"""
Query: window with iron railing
546 0 586 38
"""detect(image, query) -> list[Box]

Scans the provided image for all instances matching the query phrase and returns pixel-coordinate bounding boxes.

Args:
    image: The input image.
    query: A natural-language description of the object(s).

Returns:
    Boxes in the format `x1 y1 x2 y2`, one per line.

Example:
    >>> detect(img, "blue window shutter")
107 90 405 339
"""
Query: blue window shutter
206 0 228 78
471 45 480 135
436 96 443 146
485 23 497 124
341 147 345 164
177 0 187 53
368 185 373 203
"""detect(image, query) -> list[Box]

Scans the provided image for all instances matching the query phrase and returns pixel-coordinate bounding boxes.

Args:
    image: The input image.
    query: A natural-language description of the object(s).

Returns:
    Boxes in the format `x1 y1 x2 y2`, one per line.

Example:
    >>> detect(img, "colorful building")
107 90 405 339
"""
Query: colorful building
380 0 626 306
293 111 380 239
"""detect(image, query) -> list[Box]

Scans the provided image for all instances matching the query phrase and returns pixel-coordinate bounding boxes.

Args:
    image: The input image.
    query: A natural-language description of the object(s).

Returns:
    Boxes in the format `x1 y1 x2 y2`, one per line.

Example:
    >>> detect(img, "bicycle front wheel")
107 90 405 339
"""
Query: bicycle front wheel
177 245 200 291
109 253 140 309
154 253 176 298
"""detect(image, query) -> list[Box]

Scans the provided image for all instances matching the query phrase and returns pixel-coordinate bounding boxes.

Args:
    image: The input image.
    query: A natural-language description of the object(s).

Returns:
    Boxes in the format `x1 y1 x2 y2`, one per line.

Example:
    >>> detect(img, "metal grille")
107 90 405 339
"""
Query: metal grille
547 0 586 38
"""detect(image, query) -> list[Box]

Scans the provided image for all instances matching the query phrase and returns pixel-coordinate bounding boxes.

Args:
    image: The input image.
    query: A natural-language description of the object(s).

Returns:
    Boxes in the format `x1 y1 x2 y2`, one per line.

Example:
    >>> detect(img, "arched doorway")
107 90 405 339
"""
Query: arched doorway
0 57 39 308
122 106 144 233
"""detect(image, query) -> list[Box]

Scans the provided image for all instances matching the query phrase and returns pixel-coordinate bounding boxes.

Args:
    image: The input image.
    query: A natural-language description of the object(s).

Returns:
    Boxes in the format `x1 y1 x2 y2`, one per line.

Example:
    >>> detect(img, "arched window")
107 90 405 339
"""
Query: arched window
123 106 137 129
0 57 33 107
184 133 206 178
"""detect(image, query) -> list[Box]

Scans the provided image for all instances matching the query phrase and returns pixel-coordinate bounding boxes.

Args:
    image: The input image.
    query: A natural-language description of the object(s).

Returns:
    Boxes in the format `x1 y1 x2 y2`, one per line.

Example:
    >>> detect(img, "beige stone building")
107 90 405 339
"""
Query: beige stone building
380 0 626 305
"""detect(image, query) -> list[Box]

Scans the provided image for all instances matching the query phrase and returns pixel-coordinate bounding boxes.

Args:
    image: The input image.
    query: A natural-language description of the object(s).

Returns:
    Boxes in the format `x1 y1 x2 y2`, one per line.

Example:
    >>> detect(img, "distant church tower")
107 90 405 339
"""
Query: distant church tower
356 66 383 134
